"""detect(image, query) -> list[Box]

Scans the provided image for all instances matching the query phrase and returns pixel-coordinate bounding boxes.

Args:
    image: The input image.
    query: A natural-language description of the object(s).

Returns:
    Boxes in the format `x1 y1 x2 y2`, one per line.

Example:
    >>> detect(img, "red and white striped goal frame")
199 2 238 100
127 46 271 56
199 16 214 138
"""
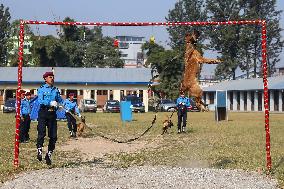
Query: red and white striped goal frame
14 20 271 171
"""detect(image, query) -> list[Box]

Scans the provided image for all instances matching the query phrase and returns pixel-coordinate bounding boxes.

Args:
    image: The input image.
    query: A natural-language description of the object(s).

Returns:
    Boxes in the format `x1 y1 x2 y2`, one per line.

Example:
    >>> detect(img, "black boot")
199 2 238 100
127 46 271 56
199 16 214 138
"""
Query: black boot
37 148 42 161
45 151 52 165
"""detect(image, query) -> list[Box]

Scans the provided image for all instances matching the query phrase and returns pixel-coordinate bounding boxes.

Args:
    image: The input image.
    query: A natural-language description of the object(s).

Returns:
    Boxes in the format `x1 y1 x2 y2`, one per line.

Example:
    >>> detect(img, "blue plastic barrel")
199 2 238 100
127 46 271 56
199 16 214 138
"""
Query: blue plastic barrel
120 101 132 122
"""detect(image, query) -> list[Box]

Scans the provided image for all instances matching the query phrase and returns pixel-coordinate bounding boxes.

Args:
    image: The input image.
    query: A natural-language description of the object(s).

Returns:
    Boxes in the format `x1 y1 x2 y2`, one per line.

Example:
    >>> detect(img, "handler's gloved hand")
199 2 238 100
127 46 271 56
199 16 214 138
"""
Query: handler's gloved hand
65 110 69 113
78 115 82 118
50 101 58 107
182 102 185 105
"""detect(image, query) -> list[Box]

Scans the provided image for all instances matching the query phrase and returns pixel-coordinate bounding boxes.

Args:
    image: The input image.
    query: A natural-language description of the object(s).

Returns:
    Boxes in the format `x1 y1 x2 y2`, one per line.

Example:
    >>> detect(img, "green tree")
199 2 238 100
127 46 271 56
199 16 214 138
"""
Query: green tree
207 0 283 79
143 42 183 99
32 35 69 67
84 36 123 68
206 0 243 80
60 17 80 42
84 27 123 68
0 4 11 66
166 0 207 50
241 0 283 77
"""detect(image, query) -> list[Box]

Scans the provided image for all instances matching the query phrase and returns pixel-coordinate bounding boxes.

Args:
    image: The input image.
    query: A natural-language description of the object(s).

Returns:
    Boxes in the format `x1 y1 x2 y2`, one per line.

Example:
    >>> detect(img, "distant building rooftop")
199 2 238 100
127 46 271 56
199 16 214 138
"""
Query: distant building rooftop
0 67 152 85
203 75 284 91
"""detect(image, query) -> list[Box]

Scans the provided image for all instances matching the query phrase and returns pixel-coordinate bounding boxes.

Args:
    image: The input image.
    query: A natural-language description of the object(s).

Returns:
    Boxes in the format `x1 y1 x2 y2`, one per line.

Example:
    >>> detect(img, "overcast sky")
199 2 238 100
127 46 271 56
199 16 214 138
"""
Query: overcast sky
1 0 283 76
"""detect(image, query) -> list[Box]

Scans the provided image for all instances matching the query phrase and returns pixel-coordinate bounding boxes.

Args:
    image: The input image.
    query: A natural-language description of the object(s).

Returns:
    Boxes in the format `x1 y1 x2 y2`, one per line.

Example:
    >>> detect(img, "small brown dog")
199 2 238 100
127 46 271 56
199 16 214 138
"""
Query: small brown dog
162 116 174 135
77 115 86 137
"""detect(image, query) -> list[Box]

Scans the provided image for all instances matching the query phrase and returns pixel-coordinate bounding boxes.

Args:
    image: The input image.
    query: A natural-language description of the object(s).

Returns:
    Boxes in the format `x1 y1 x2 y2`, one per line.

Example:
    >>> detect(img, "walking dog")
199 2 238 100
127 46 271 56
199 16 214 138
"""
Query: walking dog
180 30 221 111
162 115 174 135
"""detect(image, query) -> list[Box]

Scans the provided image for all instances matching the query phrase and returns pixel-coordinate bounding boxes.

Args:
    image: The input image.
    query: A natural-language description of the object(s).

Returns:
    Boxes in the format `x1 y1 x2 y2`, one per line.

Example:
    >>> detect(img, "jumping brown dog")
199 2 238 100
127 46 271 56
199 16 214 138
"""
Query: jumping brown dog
180 30 221 111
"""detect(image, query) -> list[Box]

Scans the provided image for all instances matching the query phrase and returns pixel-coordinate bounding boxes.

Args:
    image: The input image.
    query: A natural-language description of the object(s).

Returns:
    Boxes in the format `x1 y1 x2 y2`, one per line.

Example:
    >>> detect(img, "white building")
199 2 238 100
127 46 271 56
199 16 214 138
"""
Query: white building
116 36 145 68
0 67 152 112
203 75 284 112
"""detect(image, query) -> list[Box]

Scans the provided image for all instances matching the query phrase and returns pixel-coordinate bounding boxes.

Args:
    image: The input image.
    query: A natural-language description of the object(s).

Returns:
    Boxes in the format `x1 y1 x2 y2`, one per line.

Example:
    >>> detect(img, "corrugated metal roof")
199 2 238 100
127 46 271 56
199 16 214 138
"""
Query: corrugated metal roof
0 67 152 84
203 75 284 91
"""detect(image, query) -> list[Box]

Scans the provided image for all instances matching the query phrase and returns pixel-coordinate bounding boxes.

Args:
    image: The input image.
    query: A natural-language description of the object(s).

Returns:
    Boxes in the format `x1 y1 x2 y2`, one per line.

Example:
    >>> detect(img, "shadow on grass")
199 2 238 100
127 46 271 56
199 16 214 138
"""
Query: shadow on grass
212 158 236 169
60 157 108 168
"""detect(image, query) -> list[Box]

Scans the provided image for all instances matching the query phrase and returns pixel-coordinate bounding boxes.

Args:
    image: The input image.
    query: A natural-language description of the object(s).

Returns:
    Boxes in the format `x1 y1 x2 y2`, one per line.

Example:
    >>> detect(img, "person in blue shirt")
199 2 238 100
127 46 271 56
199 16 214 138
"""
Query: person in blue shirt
176 91 191 133
63 93 81 138
36 71 64 165
16 90 26 143
19 92 32 143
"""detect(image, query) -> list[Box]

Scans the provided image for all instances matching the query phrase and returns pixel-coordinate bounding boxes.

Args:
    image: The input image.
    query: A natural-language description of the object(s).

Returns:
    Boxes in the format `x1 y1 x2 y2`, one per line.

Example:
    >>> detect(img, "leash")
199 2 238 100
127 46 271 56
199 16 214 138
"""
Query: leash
95 113 158 143
92 67 163 143
70 65 175 143
68 109 158 143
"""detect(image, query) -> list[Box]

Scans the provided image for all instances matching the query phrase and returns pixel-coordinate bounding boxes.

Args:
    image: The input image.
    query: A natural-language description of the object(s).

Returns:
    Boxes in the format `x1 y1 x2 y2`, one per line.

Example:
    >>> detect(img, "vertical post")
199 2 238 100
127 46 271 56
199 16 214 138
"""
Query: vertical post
14 20 25 167
261 20 271 171
240 91 244 111
247 91 252 111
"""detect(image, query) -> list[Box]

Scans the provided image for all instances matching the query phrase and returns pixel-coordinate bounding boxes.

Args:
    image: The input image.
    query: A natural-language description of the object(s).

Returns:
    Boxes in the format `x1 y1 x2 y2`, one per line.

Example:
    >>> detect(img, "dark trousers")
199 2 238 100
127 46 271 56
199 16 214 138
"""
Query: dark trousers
36 108 57 152
177 110 187 130
20 114 31 142
65 112 77 133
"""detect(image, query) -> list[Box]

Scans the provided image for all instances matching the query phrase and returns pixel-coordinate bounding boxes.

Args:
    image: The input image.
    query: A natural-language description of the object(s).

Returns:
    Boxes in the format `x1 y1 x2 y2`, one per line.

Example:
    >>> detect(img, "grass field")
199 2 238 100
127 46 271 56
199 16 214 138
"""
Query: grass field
0 111 283 186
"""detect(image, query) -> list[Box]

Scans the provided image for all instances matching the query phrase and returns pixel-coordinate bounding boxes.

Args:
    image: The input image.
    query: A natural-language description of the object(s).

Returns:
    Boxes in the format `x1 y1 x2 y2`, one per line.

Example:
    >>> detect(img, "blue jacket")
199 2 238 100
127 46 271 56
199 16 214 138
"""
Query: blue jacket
20 98 31 116
63 98 81 116
37 84 64 106
176 96 191 108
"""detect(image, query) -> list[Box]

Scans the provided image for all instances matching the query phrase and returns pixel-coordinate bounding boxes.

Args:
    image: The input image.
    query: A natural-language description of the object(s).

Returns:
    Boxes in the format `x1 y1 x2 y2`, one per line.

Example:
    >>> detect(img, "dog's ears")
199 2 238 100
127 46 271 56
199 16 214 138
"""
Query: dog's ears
193 29 200 38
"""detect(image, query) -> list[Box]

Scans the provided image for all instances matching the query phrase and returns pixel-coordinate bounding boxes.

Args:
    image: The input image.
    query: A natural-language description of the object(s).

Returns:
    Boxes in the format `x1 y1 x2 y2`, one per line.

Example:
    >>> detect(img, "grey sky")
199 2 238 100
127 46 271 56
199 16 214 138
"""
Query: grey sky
1 0 283 76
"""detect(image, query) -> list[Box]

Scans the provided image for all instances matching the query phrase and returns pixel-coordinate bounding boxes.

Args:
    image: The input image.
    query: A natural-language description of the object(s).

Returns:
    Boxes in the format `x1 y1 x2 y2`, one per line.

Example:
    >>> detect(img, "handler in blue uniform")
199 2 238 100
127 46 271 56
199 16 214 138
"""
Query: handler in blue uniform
20 92 32 143
63 93 81 138
36 72 64 165
176 91 191 133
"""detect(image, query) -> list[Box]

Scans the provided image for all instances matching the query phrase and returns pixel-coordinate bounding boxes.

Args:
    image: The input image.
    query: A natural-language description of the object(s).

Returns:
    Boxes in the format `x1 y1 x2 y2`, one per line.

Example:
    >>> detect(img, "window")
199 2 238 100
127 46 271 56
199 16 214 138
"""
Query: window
91 90 95 99
119 42 129 49
80 90 83 95
117 36 126 41
97 90 107 95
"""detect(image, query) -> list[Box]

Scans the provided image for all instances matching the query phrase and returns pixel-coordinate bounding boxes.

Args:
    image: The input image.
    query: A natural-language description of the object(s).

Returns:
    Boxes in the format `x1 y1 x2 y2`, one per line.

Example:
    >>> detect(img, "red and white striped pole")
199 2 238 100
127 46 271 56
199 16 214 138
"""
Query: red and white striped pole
24 20 263 27
14 20 25 167
261 20 271 171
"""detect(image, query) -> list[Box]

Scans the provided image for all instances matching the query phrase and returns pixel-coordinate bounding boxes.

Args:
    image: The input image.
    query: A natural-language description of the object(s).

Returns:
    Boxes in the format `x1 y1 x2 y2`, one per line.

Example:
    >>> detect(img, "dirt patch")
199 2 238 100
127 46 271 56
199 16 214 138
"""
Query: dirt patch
59 136 159 161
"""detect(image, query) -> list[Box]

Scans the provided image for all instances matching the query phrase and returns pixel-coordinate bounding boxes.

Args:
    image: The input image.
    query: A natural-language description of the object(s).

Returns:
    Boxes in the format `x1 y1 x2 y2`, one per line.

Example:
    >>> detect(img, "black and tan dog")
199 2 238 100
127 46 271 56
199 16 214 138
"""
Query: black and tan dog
77 115 87 137
162 115 174 135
